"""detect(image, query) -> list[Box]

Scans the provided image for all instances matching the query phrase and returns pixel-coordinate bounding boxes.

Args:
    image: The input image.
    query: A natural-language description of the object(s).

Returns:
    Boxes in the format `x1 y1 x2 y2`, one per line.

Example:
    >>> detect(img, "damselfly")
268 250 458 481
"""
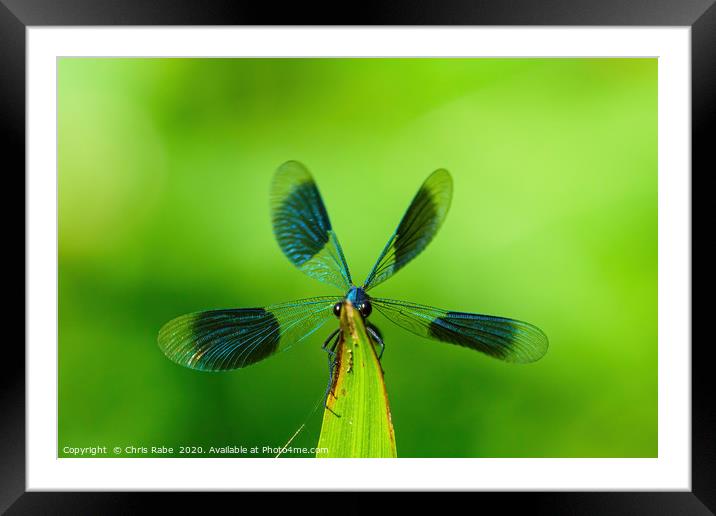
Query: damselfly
158 162 548 388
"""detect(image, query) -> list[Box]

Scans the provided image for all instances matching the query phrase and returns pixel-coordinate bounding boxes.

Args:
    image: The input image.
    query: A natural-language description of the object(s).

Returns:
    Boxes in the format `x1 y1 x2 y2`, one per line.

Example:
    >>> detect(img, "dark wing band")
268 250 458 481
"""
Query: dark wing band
371 297 548 363
158 297 340 371
271 161 352 290
363 169 452 291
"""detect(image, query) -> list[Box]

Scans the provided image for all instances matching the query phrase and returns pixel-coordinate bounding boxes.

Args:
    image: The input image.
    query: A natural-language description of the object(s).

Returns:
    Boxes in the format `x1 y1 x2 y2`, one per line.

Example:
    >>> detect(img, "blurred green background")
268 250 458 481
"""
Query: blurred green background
58 58 657 458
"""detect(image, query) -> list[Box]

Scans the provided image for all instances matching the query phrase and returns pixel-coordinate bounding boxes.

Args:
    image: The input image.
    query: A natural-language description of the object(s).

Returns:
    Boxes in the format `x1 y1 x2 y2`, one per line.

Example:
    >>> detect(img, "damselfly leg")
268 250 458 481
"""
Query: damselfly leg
366 323 385 361
321 328 342 416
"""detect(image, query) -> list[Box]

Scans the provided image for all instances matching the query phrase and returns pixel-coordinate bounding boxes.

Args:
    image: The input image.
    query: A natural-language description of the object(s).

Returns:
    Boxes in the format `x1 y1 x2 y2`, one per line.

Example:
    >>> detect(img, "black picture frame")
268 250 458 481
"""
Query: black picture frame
4 0 708 512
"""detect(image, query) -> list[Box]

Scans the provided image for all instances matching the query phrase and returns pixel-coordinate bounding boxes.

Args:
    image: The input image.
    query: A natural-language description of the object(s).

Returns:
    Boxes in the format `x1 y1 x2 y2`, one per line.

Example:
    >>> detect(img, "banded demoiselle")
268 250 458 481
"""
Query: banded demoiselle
158 161 548 390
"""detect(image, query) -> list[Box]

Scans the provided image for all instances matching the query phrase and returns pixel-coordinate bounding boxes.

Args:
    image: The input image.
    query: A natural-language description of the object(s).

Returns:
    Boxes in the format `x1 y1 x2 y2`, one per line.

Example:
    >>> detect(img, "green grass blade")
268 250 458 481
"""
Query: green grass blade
316 302 397 458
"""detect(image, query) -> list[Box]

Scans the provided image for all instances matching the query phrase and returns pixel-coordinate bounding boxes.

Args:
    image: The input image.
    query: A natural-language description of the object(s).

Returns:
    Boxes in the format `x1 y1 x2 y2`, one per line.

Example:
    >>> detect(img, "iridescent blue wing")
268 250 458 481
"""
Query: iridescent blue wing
158 296 340 371
363 169 452 291
271 161 352 290
371 298 548 363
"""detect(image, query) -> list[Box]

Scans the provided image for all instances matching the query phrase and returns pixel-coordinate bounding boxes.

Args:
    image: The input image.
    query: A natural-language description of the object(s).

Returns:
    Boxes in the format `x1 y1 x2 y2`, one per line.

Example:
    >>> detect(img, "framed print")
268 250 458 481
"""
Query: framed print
5 0 710 512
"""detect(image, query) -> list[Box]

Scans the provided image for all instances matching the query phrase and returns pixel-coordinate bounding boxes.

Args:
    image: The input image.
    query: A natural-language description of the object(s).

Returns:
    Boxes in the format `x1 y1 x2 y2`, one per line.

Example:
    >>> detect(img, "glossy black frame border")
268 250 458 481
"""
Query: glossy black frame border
4 0 710 512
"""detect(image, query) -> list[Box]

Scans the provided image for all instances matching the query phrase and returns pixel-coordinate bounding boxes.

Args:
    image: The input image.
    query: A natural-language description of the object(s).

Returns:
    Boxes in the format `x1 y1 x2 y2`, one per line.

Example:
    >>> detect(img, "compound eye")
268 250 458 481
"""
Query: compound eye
333 302 342 318
360 301 372 318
